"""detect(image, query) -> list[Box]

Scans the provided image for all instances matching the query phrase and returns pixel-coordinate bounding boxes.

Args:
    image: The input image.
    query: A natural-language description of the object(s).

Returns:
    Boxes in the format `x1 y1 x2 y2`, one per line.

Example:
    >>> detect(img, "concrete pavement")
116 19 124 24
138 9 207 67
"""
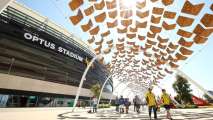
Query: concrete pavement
1 106 213 120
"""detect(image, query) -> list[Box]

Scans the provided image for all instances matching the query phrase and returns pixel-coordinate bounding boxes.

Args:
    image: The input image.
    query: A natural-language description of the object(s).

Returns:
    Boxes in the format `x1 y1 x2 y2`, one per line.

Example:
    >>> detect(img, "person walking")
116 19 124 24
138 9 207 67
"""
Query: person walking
133 97 136 112
115 96 119 112
92 96 98 113
161 89 173 120
145 88 157 120
135 95 141 113
119 96 125 113
124 98 131 114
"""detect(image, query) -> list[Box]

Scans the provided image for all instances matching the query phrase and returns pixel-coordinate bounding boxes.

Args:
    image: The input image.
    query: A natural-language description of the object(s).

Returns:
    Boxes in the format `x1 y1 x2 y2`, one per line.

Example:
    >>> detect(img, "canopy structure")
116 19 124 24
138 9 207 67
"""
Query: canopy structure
68 0 213 90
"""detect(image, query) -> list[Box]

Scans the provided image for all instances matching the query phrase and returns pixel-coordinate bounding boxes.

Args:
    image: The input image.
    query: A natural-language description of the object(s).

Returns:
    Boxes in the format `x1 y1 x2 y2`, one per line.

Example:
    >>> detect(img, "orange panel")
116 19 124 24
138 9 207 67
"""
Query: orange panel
193 24 212 37
175 53 187 60
162 0 174 6
163 11 176 19
151 15 161 24
193 35 208 44
147 31 156 38
95 12 106 22
106 0 116 9
138 35 146 41
117 27 127 33
84 6 94 16
178 37 193 47
107 19 118 28
168 42 179 49
152 7 164 15
129 26 138 32
108 10 117 19
81 19 93 32
147 39 157 45
158 43 167 49
179 47 193 55
181 1 204 15
150 25 162 33
136 21 147 28
157 35 169 43
89 26 100 35
69 9 83 25
136 1 146 9
177 29 193 38
176 16 194 27
201 14 213 27
69 0 83 11
162 21 176 30
169 62 179 68
136 10 149 18
87 36 95 44
127 33 136 39
94 0 105 10
121 19 132 27
101 30 110 37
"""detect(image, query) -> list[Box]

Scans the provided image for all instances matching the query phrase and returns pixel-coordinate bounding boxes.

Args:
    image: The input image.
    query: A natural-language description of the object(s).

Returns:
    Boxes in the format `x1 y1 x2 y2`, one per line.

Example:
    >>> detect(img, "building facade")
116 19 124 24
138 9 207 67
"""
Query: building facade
0 1 113 107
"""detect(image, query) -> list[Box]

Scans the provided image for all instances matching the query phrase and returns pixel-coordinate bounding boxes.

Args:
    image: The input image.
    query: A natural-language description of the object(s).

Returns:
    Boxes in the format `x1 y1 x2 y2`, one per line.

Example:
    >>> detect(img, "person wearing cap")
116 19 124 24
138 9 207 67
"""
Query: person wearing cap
145 88 157 120
161 89 173 120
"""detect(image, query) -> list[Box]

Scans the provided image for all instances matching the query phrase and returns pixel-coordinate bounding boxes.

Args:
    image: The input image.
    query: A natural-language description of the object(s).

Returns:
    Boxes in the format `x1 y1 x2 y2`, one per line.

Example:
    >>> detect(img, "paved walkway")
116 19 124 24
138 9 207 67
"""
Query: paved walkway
1 106 213 120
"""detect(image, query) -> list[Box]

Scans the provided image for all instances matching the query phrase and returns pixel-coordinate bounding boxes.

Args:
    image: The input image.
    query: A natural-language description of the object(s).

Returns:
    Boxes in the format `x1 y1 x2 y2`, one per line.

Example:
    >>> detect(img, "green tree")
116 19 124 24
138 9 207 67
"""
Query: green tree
90 83 101 97
172 75 193 104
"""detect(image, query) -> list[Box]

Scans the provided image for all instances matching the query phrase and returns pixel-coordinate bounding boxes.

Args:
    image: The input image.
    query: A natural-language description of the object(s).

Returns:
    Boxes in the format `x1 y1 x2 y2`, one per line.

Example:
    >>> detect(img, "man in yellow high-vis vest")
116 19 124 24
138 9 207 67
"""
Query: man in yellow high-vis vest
161 89 173 120
145 88 157 120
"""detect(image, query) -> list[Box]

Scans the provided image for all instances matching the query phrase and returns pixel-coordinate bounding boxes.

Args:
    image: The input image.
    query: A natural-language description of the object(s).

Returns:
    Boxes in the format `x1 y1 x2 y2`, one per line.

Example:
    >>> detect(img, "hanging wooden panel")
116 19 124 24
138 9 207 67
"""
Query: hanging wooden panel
151 15 161 24
136 21 147 28
179 47 193 55
81 19 93 32
201 14 213 27
136 10 149 18
193 24 212 37
108 10 117 19
94 0 105 10
177 29 193 38
101 30 110 37
107 19 118 28
193 35 208 44
89 26 100 35
70 9 83 25
121 19 132 27
178 37 193 47
84 6 94 16
69 0 83 11
157 35 169 43
95 12 106 23
106 0 116 9
117 27 127 33
162 21 176 30
176 16 194 27
181 1 205 15
163 11 176 19
136 1 146 9
152 7 164 15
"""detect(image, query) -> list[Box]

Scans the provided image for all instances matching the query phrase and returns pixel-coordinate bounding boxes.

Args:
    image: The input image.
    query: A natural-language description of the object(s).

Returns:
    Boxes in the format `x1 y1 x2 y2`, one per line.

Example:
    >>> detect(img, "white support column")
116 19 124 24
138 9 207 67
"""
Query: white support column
72 55 100 112
0 0 13 13
176 69 213 100
97 73 113 107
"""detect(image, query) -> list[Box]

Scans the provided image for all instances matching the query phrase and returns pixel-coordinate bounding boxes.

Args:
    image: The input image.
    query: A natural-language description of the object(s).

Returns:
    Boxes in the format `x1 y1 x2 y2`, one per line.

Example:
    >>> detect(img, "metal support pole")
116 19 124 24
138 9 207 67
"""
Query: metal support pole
72 55 100 112
97 73 114 107
176 69 213 100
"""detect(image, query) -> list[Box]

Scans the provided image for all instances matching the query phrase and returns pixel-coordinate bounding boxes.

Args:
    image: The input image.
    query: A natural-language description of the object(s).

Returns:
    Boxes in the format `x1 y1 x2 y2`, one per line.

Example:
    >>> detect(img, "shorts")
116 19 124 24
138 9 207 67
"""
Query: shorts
164 105 170 110
119 104 124 109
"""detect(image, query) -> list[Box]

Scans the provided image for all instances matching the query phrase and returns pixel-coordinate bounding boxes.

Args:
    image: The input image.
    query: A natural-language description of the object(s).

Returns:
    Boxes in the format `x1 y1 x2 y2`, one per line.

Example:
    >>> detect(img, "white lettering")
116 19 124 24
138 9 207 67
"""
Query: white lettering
24 33 32 40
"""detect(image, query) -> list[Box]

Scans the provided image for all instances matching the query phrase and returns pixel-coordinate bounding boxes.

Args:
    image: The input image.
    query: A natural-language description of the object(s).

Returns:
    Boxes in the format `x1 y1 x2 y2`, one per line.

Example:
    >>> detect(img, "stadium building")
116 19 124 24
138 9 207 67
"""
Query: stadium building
0 1 113 107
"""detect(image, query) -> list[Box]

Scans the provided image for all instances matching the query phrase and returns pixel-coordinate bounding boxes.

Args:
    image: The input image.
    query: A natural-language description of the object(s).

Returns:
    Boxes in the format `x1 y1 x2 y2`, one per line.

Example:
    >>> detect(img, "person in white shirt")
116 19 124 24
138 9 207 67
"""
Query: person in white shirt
92 96 98 113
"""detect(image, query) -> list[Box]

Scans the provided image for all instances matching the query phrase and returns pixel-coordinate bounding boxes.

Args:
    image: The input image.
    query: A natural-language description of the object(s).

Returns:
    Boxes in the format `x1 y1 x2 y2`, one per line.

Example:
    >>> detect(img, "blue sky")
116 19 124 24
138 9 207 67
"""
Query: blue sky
16 0 213 98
